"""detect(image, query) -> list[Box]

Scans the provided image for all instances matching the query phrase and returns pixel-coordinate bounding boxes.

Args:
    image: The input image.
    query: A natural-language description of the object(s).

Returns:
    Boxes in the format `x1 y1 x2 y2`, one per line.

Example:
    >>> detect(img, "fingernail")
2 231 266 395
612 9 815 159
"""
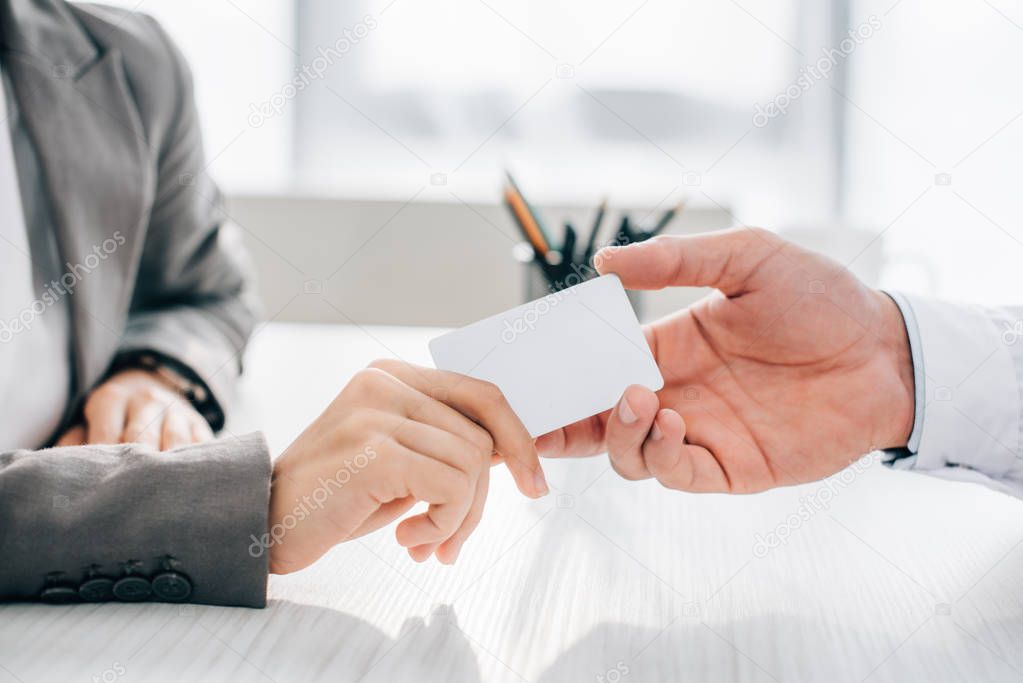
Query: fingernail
619 396 638 424
650 420 663 441
533 470 549 497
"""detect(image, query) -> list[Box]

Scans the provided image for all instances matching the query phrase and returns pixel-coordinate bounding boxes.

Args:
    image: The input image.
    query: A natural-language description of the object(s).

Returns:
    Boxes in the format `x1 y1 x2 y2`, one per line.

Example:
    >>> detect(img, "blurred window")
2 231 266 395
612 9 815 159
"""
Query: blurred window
97 0 840 217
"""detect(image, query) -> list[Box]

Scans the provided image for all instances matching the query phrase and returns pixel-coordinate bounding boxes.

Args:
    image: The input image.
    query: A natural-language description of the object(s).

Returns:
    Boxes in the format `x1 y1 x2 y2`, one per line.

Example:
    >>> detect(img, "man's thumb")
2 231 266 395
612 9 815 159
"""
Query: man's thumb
594 227 780 296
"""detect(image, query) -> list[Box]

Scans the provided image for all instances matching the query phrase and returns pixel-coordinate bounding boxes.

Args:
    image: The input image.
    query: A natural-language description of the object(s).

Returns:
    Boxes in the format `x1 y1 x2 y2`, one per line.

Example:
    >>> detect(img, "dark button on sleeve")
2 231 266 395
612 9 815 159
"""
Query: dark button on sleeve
112 561 152 602
151 557 192 602
40 586 79 604
113 575 152 602
152 572 192 602
39 572 80 605
79 566 115 602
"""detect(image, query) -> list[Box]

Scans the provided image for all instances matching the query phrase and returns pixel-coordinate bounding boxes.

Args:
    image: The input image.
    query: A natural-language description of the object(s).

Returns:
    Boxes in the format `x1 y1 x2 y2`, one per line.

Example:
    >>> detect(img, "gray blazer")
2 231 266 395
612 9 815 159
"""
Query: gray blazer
0 0 271 607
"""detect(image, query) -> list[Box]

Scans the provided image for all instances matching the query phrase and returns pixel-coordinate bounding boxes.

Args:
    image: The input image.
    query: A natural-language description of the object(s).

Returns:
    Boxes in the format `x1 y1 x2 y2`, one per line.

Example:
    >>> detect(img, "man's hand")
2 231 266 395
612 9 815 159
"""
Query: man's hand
56 368 213 450
537 228 915 493
267 359 546 574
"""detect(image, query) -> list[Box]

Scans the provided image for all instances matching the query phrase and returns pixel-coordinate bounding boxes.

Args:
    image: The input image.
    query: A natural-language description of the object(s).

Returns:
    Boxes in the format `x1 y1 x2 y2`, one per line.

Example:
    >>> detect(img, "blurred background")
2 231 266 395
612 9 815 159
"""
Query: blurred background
98 0 1023 324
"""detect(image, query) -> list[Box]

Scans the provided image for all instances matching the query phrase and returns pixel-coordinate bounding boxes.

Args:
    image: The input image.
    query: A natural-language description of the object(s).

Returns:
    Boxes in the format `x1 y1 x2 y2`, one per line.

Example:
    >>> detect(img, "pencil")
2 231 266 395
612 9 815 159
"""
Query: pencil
561 223 577 265
582 198 607 262
619 214 634 245
648 200 687 237
504 187 548 256
505 171 554 248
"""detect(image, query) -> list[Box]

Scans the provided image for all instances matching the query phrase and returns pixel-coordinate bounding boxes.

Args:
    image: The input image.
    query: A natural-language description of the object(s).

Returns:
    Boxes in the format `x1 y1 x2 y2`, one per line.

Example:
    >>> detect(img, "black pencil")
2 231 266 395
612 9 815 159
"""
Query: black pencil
647 200 686 238
582 198 607 262
619 215 634 245
562 223 577 265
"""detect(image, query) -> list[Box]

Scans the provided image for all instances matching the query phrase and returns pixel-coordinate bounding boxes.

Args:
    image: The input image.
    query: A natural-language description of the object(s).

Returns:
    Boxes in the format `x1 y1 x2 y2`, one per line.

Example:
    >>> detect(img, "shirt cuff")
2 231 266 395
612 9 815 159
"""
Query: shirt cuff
883 291 1020 480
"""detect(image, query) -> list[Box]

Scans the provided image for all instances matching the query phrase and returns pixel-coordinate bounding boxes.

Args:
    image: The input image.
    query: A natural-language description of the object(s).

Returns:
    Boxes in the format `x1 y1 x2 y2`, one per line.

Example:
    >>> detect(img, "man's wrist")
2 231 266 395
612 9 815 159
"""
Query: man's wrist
874 290 916 449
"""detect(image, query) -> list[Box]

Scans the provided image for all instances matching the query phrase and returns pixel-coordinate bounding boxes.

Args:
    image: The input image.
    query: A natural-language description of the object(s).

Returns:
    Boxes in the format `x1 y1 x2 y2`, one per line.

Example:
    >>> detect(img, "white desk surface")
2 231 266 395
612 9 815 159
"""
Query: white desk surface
3 322 1023 683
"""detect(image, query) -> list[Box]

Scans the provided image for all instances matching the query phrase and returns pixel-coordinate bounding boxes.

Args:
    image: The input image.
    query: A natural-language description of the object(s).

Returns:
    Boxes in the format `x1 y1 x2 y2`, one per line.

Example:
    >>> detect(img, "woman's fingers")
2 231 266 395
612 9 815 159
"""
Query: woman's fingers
349 497 418 541
61 402 213 451
160 406 193 450
122 398 165 448
402 387 495 462
435 453 490 564
55 424 86 447
367 359 547 499
392 418 489 477
352 367 493 459
191 416 215 443
386 419 491 552
394 447 477 551
83 389 128 444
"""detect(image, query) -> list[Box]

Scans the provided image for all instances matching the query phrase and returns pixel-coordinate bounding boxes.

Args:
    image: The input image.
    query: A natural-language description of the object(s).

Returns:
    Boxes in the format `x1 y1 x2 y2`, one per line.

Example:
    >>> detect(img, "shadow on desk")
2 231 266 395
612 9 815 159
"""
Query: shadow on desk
7 568 1023 682
125 600 692 682
181 602 1023 683
173 601 484 683
123 602 891 682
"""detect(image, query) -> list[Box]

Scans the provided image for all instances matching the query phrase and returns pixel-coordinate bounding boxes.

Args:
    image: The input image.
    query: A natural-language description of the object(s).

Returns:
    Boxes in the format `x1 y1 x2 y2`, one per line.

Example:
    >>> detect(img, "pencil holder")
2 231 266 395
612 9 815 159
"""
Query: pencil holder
513 243 644 320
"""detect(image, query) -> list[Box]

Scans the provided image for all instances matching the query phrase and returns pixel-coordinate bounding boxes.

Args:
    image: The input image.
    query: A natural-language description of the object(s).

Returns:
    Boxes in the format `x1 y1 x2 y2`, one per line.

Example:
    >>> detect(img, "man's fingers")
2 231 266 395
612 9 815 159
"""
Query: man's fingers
368 359 548 499
641 410 730 492
595 227 782 297
605 385 659 480
535 412 609 459
55 424 86 447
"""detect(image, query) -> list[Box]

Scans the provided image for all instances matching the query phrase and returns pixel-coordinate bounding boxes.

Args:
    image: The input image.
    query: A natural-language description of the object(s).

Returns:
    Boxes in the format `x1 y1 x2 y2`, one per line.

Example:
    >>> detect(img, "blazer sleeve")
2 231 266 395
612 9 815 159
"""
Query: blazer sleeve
113 14 262 431
0 432 271 607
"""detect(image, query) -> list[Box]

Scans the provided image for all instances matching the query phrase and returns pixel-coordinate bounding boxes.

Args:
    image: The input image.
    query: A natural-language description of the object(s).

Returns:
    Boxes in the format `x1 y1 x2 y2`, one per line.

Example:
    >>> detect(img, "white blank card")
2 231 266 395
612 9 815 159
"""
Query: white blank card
429 274 664 437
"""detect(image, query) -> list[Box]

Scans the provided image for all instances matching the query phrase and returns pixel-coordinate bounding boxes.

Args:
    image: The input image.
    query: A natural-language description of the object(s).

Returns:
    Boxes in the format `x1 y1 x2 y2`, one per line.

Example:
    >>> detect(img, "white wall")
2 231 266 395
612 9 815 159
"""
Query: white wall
225 195 731 327
844 0 1023 305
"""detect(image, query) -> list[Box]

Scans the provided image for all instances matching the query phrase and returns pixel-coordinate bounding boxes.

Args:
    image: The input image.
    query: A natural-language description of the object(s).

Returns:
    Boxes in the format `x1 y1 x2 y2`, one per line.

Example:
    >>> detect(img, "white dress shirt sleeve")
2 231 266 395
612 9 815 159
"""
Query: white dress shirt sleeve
884 291 1023 497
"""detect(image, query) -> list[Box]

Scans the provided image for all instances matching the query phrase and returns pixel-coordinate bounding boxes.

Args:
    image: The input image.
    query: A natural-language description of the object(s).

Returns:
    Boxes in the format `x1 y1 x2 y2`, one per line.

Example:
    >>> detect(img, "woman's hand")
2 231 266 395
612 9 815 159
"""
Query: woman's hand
55 368 213 450
267 359 545 573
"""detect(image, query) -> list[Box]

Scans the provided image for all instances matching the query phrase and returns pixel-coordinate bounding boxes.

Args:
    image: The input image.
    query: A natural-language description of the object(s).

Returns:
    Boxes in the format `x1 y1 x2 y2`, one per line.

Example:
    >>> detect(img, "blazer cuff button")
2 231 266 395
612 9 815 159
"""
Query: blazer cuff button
113 561 152 602
79 565 115 602
152 557 192 602
40 572 80 605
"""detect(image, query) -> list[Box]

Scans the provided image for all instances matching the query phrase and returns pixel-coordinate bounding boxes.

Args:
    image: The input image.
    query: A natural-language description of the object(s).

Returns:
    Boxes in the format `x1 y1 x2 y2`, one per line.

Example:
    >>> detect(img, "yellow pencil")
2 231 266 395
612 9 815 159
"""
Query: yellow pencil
504 186 549 256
